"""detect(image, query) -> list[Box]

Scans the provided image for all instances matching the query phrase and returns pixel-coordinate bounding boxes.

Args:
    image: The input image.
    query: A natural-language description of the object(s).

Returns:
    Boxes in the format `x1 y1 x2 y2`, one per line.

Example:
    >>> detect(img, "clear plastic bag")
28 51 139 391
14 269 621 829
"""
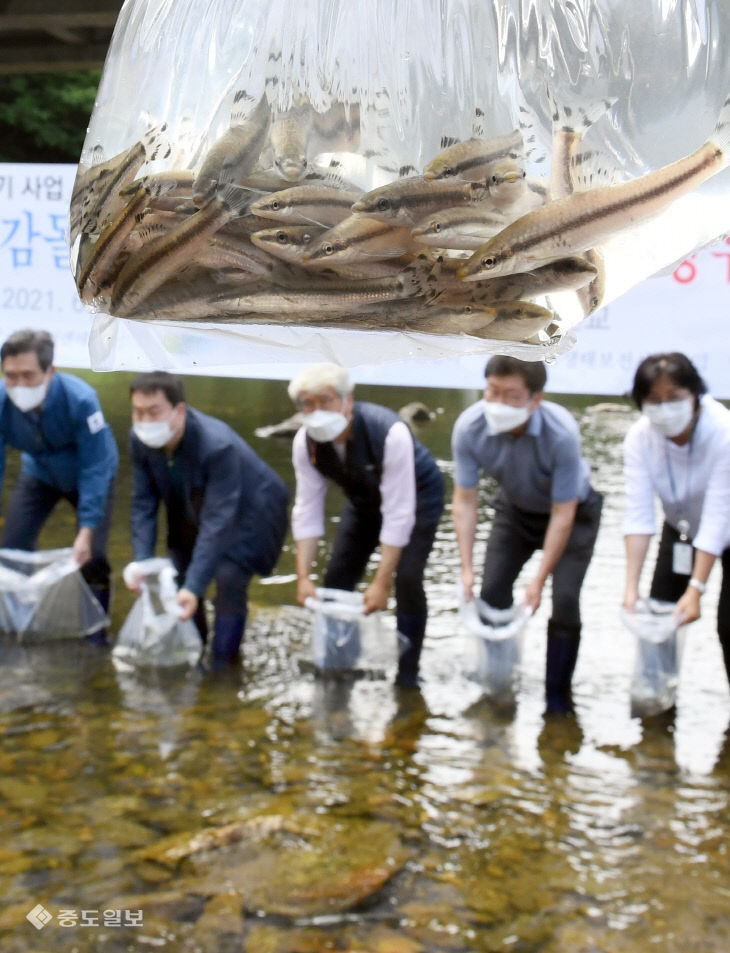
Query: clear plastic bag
112 558 202 669
0 548 108 642
460 595 531 698
305 587 393 675
621 599 686 717
74 0 730 372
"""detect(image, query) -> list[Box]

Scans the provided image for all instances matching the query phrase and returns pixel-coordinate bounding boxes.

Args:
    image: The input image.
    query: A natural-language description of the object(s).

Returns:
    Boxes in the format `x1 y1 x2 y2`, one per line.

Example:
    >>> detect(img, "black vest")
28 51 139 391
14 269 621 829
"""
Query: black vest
307 401 444 518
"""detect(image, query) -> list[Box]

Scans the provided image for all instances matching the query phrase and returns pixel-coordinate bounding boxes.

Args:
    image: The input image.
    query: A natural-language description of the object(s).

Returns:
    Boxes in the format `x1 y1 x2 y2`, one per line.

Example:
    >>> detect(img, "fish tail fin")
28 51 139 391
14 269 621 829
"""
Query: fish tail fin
710 92 730 162
548 89 615 135
141 122 172 164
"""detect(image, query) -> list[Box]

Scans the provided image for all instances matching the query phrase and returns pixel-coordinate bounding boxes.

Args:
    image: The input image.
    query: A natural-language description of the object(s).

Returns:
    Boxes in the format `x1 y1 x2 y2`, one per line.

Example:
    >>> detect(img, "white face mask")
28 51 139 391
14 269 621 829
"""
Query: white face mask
302 409 349 443
483 399 531 434
642 397 695 438
133 416 179 449
6 379 50 413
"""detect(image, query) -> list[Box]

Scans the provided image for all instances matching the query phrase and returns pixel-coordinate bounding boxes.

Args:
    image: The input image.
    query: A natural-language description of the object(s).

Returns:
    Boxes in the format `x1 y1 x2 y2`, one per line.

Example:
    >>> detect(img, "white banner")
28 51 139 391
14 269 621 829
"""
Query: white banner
1 163 728 396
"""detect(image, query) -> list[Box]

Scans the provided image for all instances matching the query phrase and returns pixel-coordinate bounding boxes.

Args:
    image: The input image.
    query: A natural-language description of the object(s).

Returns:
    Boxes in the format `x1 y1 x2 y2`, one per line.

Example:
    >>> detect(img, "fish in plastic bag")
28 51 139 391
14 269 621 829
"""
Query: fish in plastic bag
459 590 532 698
75 0 730 372
305 587 392 676
112 558 202 669
0 547 108 642
621 599 685 717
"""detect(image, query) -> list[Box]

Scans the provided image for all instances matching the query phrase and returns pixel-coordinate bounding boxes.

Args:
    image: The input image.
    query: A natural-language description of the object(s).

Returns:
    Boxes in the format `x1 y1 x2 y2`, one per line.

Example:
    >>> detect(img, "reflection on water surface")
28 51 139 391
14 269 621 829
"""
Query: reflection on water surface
0 374 728 952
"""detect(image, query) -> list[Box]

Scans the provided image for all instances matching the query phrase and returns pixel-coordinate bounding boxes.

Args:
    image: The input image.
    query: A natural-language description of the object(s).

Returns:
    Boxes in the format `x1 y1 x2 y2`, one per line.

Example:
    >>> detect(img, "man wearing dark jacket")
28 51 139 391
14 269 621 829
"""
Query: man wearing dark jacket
125 371 289 663
0 328 118 642
289 362 444 687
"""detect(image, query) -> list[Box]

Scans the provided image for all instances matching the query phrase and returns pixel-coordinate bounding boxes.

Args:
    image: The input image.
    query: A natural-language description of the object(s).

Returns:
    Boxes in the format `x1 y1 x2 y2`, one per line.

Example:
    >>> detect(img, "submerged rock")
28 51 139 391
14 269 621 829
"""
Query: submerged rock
135 814 289 867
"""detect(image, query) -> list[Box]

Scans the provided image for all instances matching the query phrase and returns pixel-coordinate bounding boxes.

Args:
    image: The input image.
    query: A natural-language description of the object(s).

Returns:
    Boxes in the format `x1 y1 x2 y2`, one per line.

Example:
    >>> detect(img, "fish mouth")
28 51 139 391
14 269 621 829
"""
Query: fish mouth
496 171 522 185
276 159 307 181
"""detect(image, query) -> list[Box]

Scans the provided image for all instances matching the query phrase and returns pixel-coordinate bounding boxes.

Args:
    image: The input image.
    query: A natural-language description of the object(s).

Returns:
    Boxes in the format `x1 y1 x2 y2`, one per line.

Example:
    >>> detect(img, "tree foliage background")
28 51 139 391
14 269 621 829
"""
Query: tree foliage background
0 72 100 163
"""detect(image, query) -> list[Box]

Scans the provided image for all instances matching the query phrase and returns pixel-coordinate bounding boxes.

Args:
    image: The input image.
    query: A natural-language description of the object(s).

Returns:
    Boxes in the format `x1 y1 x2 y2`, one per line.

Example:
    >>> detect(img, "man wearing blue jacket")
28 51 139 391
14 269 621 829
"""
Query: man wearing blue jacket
125 371 290 664
0 329 118 641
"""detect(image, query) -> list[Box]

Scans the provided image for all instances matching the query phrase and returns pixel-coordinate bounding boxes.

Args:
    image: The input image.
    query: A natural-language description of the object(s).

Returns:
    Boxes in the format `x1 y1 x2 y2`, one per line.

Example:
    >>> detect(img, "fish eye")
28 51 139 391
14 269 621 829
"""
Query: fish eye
444 167 455 177
481 256 495 269
377 197 391 212
433 222 441 233
489 174 499 185
270 199 280 210
302 232 312 244
463 305 473 314
276 231 288 243
322 243 335 256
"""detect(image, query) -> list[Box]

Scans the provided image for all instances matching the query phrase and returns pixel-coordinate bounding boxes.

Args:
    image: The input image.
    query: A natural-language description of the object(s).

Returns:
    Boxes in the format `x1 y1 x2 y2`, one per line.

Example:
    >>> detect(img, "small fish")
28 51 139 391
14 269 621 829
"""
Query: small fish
71 125 169 241
250 225 325 264
450 256 597 302
193 93 271 205
575 248 606 315
192 234 279 277
251 185 362 228
303 216 415 264
423 129 524 182
547 97 614 315
76 184 150 301
476 301 555 341
411 202 510 250
268 104 313 181
458 91 730 280
409 307 499 337
351 176 490 225
202 276 420 317
111 183 253 318
548 96 615 200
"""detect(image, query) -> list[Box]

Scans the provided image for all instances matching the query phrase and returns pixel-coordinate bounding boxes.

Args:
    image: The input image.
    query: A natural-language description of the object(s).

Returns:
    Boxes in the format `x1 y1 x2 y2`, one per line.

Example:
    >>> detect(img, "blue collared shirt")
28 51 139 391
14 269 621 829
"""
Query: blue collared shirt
0 372 118 529
451 399 591 513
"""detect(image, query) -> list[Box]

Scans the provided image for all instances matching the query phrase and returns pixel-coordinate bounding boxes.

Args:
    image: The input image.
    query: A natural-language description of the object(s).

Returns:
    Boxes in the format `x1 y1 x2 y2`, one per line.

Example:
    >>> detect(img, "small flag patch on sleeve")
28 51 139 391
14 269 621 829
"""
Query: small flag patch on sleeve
87 411 105 434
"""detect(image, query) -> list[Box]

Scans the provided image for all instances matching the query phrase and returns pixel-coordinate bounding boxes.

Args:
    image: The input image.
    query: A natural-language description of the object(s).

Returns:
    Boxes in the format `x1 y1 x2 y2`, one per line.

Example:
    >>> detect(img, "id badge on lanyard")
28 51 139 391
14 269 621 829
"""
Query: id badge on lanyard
672 518 693 575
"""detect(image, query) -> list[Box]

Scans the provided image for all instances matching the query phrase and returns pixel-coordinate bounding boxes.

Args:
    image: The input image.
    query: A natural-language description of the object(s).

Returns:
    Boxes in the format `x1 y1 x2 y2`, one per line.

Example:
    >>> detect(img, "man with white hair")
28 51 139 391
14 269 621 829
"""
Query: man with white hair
288 362 444 687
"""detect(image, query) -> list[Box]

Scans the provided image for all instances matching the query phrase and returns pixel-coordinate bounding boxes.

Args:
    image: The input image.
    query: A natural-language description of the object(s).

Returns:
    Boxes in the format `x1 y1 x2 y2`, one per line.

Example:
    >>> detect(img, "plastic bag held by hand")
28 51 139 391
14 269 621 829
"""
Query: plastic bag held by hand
74 0 730 372
113 558 201 668
0 547 108 641
621 599 686 717
458 587 531 697
305 587 393 674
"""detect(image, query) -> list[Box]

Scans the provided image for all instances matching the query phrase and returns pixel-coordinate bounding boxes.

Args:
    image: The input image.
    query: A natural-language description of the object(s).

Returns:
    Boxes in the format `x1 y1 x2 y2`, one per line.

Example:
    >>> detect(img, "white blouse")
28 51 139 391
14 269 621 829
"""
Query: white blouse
622 395 730 556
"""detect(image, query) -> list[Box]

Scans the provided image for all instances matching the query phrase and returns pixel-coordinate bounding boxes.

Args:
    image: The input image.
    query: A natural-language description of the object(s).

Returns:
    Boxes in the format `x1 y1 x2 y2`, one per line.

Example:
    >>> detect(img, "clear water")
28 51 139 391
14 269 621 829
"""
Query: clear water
0 374 728 952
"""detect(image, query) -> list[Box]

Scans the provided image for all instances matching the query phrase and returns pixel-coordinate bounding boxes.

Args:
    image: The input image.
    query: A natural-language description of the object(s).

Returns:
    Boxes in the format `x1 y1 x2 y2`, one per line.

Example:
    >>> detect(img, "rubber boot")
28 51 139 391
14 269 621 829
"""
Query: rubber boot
211 612 246 666
395 612 427 688
85 587 110 647
545 620 581 714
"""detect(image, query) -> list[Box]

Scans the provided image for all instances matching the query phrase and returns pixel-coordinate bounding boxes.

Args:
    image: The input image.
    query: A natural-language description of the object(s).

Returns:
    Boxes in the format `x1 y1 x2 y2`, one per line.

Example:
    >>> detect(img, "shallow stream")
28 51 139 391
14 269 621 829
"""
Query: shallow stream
0 374 728 953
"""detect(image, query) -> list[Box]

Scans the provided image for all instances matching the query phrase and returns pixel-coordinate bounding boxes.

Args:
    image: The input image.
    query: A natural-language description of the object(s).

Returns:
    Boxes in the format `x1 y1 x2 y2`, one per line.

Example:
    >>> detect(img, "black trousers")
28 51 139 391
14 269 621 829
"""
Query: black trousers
650 520 730 681
2 471 114 595
480 487 603 630
323 501 441 621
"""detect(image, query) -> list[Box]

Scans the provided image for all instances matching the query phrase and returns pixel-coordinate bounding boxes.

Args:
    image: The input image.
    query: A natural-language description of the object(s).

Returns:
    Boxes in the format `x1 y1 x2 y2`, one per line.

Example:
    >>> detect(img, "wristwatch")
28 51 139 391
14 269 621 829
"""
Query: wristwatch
688 577 706 594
